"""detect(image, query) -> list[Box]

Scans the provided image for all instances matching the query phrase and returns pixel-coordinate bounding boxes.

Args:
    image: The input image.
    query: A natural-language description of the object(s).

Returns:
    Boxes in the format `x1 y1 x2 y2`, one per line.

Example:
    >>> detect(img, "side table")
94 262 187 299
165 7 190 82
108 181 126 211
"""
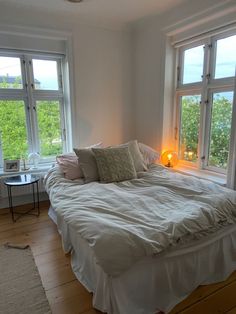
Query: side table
4 174 40 222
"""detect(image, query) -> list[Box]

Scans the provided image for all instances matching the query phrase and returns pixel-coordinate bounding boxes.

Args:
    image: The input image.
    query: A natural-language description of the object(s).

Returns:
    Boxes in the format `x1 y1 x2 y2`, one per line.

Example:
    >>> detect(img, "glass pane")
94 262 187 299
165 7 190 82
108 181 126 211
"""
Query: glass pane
0 57 23 89
179 95 201 162
183 45 204 84
0 100 28 159
32 59 59 90
215 35 236 79
36 100 62 157
208 92 233 169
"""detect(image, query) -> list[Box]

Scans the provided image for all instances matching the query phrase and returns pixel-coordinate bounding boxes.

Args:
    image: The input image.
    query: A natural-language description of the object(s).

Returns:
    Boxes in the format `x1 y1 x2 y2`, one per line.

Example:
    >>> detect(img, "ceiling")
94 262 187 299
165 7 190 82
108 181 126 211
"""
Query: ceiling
0 0 188 29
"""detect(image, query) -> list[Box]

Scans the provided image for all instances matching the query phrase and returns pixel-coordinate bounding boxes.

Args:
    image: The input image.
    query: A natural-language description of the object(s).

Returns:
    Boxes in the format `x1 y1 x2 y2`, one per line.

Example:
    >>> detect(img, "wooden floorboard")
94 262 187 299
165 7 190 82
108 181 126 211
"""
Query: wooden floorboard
0 201 235 314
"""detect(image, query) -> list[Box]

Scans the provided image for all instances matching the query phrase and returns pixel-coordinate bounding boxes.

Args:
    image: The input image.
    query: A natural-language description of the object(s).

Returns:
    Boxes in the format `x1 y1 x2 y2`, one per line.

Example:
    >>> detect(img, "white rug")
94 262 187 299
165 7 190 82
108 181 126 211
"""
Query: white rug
0 246 51 314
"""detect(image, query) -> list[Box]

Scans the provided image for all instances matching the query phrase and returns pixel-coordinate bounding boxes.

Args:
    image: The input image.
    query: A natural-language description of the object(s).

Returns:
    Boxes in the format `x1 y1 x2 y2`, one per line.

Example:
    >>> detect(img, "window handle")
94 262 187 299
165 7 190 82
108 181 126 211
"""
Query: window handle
201 156 205 161
31 83 34 89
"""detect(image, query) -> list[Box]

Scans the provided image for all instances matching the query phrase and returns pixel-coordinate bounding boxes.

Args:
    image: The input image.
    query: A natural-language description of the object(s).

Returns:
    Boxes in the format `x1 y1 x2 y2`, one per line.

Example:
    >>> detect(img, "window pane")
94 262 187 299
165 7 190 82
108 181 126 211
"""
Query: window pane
0 57 23 89
0 100 28 159
37 101 62 157
183 45 204 84
179 95 201 162
208 92 233 169
32 59 59 90
215 35 236 79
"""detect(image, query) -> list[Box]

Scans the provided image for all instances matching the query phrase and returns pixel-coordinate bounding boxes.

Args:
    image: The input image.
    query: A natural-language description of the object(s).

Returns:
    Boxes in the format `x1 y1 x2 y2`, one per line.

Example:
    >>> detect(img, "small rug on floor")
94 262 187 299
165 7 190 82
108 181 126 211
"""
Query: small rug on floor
0 245 51 314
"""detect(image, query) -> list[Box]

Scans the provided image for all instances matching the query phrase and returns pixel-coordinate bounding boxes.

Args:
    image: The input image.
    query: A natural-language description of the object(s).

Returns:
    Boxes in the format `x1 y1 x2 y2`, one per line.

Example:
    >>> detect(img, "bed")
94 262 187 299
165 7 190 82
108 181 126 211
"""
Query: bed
44 163 236 314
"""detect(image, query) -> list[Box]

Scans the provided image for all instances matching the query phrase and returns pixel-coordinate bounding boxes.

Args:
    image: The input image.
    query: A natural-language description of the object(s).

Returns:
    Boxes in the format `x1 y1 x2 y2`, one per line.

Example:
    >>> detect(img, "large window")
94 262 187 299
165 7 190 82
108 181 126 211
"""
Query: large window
176 31 236 173
0 51 68 167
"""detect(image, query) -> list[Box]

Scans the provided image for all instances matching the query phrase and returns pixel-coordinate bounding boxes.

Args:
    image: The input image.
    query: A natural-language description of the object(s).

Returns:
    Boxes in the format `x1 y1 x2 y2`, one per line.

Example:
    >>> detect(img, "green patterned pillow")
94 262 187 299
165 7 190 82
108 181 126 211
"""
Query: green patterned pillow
92 146 137 183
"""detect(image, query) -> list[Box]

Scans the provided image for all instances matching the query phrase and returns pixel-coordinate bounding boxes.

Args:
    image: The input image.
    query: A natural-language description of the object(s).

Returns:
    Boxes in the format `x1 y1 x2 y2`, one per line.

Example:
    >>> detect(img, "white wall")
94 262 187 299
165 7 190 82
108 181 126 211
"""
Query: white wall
0 3 134 208
72 26 133 147
0 3 134 149
132 0 236 153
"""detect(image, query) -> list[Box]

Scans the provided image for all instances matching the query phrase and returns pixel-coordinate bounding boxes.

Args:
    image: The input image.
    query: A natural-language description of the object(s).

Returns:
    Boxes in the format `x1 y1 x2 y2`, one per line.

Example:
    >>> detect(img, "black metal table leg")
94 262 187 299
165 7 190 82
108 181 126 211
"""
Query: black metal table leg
7 185 15 222
36 181 40 216
4 174 40 222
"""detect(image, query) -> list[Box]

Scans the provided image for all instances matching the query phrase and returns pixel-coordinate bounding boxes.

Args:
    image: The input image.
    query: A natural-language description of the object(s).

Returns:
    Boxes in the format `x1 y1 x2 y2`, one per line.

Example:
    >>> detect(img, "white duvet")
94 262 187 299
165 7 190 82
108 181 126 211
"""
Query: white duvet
44 165 236 277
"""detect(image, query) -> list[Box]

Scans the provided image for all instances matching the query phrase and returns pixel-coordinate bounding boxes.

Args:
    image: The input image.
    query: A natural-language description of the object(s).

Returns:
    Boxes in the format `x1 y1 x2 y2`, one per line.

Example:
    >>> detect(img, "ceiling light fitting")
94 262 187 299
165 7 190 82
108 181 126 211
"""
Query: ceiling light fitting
67 0 83 3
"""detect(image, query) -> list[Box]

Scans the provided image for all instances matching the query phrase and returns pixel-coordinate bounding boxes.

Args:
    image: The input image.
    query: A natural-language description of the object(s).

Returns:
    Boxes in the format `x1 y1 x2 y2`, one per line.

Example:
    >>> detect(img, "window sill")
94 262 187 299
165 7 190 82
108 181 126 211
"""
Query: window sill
0 163 54 178
172 164 226 186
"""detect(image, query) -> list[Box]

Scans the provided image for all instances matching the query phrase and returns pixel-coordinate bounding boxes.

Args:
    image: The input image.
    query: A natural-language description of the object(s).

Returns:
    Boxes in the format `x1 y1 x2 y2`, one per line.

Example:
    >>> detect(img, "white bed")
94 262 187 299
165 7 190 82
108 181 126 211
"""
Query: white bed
45 164 236 314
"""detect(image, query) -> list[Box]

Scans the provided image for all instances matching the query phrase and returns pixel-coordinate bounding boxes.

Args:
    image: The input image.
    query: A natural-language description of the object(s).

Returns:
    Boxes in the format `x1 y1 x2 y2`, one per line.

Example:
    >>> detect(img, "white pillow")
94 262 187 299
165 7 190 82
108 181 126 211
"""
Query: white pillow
118 140 147 172
73 142 103 183
56 153 83 180
138 143 160 166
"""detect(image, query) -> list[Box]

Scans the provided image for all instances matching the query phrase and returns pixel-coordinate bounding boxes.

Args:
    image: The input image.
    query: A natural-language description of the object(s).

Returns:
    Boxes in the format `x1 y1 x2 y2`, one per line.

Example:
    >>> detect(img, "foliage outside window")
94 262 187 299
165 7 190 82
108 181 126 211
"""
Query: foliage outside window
0 52 67 167
176 31 236 173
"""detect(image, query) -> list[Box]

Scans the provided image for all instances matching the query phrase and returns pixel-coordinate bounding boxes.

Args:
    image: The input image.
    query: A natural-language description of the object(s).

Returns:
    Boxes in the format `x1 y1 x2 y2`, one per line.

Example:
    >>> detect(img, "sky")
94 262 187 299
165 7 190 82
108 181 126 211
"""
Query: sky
0 57 58 90
183 34 236 85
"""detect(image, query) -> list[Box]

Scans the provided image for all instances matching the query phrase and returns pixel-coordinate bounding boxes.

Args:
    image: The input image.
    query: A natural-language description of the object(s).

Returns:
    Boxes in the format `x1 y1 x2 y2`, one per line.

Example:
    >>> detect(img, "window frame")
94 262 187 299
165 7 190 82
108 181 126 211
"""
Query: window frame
0 50 68 168
175 29 236 174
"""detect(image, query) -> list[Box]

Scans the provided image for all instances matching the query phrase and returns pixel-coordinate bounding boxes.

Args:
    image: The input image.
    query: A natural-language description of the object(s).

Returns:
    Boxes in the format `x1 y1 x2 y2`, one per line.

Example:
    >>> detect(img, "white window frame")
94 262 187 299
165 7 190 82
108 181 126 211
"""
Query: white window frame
0 50 69 168
175 29 236 174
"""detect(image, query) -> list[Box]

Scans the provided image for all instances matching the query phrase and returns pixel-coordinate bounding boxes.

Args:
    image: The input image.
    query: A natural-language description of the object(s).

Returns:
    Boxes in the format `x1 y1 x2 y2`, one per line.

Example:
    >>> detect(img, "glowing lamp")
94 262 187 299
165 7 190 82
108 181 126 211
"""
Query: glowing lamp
161 150 178 167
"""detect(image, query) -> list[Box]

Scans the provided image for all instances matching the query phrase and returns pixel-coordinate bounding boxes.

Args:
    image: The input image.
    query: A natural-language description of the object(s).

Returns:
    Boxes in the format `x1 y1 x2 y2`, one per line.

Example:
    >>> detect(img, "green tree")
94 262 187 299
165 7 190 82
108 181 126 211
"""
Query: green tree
180 95 200 162
180 94 232 168
0 76 62 160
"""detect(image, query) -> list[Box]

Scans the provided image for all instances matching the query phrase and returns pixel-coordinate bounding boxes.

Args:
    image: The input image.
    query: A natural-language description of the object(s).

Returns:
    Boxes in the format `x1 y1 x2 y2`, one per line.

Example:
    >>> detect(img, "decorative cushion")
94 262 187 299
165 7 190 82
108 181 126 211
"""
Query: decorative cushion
56 153 83 180
73 142 102 183
138 143 160 166
92 146 137 183
120 140 147 172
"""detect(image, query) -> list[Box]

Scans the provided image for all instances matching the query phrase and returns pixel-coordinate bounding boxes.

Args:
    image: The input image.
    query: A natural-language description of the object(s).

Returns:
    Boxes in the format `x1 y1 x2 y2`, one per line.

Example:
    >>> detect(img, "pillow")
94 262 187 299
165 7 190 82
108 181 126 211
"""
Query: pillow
120 140 147 172
73 142 102 183
138 143 160 166
56 153 83 180
92 146 137 183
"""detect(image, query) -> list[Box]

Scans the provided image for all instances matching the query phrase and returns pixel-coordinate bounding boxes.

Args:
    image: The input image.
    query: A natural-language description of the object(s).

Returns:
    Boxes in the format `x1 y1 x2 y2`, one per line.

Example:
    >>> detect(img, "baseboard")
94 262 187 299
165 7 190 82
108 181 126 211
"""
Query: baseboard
0 192 49 209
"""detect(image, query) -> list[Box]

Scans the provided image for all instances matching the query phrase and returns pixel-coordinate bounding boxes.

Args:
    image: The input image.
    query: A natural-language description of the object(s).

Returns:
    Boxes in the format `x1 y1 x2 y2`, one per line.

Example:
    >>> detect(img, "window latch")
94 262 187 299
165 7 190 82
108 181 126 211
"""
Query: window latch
174 127 178 140
206 73 211 82
177 66 180 82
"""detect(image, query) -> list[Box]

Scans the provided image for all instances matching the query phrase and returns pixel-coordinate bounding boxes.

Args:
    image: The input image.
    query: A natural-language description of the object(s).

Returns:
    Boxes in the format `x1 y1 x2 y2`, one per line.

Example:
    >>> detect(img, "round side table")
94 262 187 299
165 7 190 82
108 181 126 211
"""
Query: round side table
4 174 40 222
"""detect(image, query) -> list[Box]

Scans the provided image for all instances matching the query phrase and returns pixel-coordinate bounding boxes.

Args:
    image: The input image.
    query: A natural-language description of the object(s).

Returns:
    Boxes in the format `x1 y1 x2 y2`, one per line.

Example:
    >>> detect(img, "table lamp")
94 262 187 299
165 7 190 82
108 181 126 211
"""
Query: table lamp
161 150 178 167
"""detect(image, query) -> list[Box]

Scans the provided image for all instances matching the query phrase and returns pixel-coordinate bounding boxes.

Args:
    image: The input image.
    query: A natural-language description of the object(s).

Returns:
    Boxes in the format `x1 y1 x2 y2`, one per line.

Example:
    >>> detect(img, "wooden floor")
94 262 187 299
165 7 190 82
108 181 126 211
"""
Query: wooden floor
0 201 236 314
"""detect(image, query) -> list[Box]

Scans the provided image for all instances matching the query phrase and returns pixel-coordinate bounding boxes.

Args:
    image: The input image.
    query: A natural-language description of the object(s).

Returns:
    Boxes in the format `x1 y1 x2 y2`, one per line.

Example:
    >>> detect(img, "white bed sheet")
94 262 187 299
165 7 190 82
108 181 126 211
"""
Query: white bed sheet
45 164 236 278
49 206 236 314
46 165 236 313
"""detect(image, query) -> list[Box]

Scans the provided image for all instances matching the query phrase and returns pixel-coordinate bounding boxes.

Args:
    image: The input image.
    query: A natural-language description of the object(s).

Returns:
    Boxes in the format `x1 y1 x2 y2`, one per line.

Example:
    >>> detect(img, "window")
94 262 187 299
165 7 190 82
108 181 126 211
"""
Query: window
176 31 236 173
0 51 68 167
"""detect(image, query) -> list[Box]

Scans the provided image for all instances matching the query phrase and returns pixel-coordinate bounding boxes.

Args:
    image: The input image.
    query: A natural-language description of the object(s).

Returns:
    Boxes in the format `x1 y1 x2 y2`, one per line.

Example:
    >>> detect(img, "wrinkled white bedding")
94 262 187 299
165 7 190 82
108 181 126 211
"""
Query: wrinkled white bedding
44 164 236 277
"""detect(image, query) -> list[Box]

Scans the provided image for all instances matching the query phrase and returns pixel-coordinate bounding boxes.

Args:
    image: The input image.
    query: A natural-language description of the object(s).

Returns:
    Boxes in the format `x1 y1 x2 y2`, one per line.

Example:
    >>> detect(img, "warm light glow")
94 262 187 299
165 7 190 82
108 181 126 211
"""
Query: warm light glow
167 153 172 161
161 150 178 167
188 151 193 160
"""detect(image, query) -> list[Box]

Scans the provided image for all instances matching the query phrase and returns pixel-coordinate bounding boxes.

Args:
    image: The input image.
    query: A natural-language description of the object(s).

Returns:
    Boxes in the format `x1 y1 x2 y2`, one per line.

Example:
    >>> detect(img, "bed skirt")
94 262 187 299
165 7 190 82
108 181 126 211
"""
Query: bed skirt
48 206 236 314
